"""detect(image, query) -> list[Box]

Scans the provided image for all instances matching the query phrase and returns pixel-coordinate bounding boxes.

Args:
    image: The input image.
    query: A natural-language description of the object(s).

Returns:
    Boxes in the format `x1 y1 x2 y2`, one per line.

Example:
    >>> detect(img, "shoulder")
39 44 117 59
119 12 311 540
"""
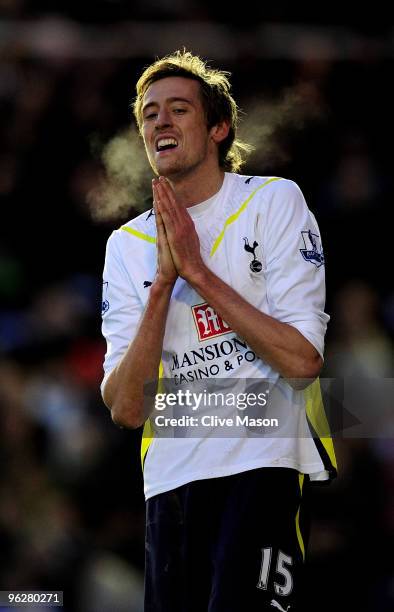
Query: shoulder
119 206 157 237
245 175 304 200
226 174 307 221
228 173 304 203
107 208 157 252
233 175 313 244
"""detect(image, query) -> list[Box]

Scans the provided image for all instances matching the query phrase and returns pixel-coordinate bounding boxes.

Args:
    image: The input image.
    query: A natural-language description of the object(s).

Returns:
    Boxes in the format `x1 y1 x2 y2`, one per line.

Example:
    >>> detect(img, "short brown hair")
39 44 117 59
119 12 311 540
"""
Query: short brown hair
132 50 252 172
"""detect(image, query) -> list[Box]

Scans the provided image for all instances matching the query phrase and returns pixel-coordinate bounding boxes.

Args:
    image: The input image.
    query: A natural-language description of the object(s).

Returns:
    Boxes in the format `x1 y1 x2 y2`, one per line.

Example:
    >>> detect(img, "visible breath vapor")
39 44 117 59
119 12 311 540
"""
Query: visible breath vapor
88 127 152 223
88 84 325 222
239 83 325 170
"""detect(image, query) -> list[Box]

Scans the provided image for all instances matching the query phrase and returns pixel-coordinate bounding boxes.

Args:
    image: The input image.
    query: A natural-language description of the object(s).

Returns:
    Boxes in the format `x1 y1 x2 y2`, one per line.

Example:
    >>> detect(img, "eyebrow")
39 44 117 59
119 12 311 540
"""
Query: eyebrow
142 97 193 114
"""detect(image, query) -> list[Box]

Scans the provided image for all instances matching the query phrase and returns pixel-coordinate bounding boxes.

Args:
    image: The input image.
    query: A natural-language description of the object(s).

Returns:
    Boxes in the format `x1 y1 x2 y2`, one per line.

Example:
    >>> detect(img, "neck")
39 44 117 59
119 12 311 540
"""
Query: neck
168 166 225 208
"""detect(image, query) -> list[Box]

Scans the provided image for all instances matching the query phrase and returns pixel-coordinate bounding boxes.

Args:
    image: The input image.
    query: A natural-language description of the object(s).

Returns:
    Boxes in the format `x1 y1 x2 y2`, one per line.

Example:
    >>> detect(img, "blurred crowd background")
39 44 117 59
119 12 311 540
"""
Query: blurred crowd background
0 2 393 611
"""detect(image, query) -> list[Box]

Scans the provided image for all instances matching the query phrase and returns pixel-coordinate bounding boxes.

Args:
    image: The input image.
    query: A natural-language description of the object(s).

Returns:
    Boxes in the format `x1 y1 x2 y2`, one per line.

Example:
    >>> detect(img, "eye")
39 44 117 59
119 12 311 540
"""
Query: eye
144 112 158 120
173 108 186 114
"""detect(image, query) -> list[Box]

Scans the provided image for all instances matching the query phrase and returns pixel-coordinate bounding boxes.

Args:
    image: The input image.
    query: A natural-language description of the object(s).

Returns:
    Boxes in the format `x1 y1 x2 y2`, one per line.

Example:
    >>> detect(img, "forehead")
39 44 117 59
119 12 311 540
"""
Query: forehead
142 76 203 108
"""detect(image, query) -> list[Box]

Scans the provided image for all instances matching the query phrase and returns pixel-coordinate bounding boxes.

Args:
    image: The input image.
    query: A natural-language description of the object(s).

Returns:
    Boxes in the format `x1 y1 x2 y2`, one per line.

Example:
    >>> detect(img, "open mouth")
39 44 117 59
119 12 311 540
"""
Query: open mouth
156 137 178 152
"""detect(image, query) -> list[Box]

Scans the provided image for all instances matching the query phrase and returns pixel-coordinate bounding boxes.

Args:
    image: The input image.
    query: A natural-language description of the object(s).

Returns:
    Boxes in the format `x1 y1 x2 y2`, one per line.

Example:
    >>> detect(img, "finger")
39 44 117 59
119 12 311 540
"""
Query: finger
153 195 167 234
152 179 160 213
159 178 192 229
152 181 164 218
155 211 171 258
152 179 167 214
152 182 159 211
152 177 159 199
155 211 165 243
158 176 176 203
157 177 180 221
155 207 166 233
155 183 175 230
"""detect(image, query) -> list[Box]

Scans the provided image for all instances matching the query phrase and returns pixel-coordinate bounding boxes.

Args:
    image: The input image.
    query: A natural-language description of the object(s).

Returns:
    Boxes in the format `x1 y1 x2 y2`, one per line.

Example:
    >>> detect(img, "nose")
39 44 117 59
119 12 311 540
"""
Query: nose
155 107 172 129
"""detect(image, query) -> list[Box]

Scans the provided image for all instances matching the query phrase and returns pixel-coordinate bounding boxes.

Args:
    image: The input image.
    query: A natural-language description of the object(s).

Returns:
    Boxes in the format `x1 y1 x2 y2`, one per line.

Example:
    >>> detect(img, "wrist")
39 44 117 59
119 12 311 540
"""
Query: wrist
151 276 176 296
183 264 211 290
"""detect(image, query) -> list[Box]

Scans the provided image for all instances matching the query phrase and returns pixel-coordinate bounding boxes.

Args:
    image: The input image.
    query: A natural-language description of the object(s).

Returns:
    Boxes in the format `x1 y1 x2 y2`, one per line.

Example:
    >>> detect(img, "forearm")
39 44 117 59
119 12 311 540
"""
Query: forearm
189 266 322 384
152 175 322 385
103 279 173 428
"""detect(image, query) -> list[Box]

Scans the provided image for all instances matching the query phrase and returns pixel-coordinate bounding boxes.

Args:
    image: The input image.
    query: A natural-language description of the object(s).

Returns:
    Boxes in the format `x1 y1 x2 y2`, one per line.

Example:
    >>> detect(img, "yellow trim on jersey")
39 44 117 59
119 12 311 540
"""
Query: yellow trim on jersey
141 418 153 468
304 379 337 471
210 177 282 256
121 225 156 244
295 473 305 561
140 361 164 469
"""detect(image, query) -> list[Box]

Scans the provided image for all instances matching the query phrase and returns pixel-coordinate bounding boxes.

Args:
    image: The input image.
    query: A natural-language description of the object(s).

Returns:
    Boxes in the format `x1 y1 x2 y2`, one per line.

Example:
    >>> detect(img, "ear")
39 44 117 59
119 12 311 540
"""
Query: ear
210 120 230 144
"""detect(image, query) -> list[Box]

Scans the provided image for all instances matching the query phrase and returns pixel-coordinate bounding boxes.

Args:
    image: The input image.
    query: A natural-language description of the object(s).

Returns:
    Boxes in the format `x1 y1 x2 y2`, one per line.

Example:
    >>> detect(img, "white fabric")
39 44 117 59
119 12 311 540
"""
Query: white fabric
101 173 331 499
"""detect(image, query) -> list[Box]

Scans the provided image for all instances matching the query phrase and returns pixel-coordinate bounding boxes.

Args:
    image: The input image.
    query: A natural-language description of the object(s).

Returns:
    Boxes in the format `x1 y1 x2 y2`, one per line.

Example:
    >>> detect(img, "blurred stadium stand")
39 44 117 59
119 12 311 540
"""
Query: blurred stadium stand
0 2 393 611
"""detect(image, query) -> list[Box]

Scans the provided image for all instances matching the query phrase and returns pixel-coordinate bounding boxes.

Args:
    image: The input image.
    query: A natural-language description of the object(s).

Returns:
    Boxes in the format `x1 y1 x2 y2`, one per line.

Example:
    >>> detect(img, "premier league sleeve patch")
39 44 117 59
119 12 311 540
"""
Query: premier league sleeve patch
300 230 325 267
101 281 110 314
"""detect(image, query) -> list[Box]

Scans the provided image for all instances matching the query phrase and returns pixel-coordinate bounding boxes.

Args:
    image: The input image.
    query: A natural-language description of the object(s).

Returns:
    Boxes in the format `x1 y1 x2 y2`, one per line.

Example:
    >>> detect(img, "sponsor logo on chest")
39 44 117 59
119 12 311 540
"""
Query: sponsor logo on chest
191 302 232 341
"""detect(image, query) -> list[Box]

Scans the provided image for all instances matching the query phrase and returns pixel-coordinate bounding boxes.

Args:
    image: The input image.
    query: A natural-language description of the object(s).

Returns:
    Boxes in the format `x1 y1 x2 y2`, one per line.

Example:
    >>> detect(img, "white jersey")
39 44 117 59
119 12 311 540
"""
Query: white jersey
101 173 337 499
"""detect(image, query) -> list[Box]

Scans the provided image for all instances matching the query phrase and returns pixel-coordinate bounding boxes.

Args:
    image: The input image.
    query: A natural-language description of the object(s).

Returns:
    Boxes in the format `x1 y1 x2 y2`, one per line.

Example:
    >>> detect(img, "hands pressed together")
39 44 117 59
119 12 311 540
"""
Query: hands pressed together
152 176 206 286
150 176 321 383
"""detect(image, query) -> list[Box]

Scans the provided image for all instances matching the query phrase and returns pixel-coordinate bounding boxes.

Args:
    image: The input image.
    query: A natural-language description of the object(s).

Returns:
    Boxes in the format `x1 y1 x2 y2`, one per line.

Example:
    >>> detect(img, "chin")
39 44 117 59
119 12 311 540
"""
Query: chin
156 162 183 178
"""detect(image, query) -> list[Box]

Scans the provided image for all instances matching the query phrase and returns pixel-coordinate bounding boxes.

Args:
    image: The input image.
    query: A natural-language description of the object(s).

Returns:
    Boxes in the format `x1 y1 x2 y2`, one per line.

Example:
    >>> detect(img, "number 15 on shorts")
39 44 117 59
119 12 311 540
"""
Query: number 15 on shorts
257 547 294 596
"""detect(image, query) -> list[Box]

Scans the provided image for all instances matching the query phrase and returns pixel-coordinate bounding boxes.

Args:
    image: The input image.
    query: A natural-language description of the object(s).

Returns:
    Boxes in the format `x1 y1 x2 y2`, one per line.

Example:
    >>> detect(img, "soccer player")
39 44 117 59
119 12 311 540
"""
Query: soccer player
100 50 337 611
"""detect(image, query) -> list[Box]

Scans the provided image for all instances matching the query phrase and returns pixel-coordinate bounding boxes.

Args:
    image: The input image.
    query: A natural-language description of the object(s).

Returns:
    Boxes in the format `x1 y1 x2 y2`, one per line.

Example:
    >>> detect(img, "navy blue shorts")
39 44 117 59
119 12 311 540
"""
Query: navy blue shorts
144 467 311 611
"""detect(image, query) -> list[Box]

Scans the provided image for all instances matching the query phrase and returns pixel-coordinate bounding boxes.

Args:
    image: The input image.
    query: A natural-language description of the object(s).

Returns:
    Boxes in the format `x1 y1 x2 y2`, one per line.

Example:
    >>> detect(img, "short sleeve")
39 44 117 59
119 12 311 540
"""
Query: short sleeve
263 180 329 358
101 231 143 395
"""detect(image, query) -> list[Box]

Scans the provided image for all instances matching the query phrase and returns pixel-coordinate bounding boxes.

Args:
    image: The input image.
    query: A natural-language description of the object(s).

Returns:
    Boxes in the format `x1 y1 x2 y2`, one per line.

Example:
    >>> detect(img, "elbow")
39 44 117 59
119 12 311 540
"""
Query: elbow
102 378 145 429
287 353 323 390
302 352 323 380
111 400 146 430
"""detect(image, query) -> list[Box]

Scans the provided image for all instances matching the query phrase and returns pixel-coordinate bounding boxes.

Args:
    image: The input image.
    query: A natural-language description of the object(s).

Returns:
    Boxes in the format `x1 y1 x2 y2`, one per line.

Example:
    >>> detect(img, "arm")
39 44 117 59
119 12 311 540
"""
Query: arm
155 177 324 387
103 277 174 428
102 186 177 428
189 268 322 384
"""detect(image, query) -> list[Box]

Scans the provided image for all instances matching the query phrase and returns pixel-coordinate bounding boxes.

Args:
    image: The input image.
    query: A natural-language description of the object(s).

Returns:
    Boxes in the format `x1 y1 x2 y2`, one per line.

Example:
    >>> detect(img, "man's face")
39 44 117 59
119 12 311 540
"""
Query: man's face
141 76 215 178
